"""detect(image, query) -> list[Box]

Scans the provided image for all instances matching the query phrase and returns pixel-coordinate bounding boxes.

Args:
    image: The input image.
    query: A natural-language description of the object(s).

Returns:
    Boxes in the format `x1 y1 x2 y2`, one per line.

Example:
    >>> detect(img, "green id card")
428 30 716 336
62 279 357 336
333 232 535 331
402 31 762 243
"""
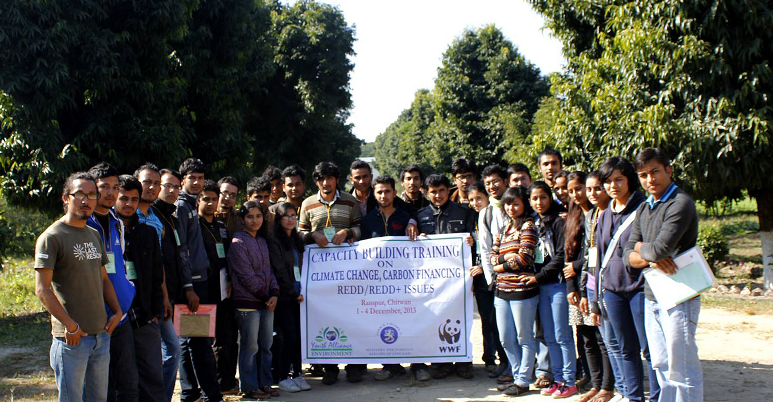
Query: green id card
105 253 116 274
173 229 181 246
216 243 226 259
534 240 545 264
125 261 137 280
323 227 336 242
293 266 301 281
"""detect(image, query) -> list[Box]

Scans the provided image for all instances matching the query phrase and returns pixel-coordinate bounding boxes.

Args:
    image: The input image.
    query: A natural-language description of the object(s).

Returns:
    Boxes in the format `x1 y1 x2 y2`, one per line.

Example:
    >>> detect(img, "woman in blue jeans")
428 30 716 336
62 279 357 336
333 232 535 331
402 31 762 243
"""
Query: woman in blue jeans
487 186 538 396
529 181 577 399
594 157 659 402
228 201 281 400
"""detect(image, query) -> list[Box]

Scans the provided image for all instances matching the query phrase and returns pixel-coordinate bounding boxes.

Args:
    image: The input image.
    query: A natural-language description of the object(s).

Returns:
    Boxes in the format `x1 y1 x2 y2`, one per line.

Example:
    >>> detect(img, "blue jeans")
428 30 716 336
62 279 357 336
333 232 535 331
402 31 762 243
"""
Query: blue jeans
50 332 111 402
590 287 626 396
645 296 703 402
159 318 180 402
494 295 538 387
603 289 660 402
236 309 275 392
539 282 576 385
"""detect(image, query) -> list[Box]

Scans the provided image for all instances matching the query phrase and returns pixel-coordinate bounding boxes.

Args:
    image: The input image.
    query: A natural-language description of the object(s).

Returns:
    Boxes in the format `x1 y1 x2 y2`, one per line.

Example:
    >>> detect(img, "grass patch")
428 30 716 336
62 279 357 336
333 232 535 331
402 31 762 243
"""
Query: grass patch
702 294 773 316
0 256 45 318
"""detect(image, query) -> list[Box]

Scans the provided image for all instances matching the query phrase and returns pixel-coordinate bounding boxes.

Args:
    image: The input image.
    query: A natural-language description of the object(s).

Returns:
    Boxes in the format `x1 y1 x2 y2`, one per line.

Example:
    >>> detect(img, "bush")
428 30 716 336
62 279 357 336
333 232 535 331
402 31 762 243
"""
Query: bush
698 225 729 271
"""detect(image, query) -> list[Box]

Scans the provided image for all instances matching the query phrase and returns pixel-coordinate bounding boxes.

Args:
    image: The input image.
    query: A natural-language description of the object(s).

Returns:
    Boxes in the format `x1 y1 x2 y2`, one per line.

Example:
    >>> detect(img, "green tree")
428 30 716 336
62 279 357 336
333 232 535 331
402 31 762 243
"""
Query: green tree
0 0 195 210
375 25 548 175
527 0 773 288
249 0 361 180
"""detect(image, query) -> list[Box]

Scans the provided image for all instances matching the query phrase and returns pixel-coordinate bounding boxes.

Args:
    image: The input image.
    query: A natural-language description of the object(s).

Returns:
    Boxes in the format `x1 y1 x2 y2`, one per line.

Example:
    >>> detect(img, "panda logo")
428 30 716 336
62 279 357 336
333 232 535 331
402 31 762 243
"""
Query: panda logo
438 319 461 344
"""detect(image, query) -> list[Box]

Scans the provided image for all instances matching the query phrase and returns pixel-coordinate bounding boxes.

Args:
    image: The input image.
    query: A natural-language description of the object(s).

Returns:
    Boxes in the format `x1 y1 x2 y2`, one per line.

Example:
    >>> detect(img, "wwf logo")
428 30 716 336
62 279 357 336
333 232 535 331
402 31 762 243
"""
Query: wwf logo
438 318 461 344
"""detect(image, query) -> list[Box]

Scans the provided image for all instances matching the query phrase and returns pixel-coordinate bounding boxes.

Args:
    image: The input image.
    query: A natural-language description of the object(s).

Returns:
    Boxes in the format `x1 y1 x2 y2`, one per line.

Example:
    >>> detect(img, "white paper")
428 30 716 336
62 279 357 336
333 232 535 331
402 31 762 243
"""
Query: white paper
220 268 228 301
643 246 717 310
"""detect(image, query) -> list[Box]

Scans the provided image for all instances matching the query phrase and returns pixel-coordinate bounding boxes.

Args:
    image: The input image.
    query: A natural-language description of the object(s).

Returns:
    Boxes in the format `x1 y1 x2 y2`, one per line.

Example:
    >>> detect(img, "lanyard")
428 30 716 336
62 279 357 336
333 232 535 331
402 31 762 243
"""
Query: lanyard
201 220 222 243
324 203 333 227
589 208 600 248
380 212 390 236
152 205 176 231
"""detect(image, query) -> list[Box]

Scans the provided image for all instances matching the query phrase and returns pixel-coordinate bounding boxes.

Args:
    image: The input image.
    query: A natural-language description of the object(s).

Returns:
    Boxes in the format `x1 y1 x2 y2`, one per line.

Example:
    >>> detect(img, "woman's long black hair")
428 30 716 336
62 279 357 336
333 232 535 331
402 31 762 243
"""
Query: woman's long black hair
273 202 304 254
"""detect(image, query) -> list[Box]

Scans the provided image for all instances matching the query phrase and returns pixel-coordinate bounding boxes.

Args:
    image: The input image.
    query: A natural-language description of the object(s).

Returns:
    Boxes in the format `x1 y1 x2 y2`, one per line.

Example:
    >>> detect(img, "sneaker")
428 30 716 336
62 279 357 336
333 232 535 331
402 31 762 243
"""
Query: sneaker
552 384 578 398
292 376 311 391
322 370 339 385
414 368 431 382
346 368 363 383
485 363 498 373
497 373 514 383
541 382 560 396
278 378 301 393
310 365 325 377
503 384 531 396
608 395 624 402
496 382 515 391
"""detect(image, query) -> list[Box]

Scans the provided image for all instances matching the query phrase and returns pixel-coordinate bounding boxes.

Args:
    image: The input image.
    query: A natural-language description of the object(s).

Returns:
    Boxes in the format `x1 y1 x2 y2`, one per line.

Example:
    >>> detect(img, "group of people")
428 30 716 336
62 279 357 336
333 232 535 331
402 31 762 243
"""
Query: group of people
33 146 702 402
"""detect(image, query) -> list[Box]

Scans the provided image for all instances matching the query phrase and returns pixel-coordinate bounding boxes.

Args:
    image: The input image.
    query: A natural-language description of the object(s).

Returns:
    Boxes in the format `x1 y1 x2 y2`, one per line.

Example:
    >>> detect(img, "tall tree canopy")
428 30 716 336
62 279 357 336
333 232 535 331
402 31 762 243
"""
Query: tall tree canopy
374 25 548 178
0 0 360 211
526 0 773 288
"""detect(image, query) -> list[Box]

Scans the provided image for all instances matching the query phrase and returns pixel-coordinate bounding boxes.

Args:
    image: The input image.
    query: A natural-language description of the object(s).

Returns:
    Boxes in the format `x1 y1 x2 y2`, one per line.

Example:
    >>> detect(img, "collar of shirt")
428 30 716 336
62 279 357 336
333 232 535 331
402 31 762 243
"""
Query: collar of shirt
317 190 340 205
489 196 502 210
645 182 677 209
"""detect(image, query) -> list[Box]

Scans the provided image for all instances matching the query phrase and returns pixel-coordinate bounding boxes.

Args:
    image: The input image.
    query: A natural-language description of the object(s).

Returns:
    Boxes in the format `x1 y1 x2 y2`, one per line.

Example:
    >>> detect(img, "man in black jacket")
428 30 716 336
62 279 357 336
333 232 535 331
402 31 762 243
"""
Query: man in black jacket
115 175 166 402
198 180 238 394
151 169 185 401
416 174 476 380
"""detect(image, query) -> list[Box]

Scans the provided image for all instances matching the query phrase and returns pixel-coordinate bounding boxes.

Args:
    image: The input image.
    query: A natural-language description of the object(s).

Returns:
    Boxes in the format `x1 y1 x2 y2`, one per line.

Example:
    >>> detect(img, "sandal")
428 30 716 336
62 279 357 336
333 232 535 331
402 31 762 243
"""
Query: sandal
577 388 599 402
260 386 280 397
589 389 615 402
534 375 551 388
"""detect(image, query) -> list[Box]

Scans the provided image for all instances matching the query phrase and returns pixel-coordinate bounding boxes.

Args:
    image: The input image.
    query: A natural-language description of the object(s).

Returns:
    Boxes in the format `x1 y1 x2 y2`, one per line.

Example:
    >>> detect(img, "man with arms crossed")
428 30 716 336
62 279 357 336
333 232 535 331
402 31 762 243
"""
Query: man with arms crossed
35 172 123 401
624 148 702 402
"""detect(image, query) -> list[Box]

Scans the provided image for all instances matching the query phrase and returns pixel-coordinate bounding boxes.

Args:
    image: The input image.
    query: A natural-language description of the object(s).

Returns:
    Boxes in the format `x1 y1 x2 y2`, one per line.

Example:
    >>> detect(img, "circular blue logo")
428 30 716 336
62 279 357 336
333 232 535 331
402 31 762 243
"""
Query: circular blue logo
380 326 398 344
325 330 337 341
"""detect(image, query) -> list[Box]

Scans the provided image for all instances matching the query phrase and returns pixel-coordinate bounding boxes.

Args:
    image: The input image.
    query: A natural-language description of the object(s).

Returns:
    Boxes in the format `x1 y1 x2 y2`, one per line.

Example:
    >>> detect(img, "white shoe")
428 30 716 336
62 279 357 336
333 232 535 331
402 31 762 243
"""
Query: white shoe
292 376 312 391
608 395 624 402
279 378 301 393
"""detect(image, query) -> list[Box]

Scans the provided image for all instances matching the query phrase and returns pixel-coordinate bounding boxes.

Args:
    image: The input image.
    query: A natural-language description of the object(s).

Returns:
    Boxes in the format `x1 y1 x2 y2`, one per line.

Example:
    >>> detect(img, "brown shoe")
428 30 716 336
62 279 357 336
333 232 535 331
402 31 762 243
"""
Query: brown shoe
242 389 270 400
260 386 280 397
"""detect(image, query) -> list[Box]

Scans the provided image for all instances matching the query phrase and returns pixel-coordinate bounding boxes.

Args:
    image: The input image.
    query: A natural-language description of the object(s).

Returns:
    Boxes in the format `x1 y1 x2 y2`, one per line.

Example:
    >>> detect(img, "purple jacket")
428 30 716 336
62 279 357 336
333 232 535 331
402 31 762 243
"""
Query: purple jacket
227 231 280 310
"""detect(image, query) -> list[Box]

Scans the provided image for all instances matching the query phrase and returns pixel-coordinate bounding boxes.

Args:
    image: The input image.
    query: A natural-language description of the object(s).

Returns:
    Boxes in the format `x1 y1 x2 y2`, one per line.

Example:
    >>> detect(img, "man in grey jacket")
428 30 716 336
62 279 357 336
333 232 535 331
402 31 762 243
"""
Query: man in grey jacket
623 148 702 402
175 157 223 402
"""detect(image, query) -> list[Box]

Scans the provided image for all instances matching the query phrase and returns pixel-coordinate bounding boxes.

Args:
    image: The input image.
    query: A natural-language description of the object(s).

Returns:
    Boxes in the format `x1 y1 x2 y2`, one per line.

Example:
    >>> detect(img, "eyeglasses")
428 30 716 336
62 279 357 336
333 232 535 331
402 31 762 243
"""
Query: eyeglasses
161 183 182 192
454 173 475 181
281 215 298 220
68 192 99 201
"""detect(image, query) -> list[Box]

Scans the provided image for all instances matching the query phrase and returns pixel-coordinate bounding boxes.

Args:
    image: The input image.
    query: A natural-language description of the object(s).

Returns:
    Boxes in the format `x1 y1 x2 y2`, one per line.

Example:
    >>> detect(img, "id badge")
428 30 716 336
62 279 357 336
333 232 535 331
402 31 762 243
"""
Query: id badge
293 266 301 281
106 252 116 274
587 246 599 270
323 227 336 242
125 261 137 280
173 229 181 246
216 243 226 259
534 240 545 264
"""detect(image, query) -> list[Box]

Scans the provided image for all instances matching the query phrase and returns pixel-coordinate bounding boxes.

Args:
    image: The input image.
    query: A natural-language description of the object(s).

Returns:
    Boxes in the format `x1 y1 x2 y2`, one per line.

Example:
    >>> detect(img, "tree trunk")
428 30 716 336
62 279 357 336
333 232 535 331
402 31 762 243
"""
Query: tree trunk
755 191 773 290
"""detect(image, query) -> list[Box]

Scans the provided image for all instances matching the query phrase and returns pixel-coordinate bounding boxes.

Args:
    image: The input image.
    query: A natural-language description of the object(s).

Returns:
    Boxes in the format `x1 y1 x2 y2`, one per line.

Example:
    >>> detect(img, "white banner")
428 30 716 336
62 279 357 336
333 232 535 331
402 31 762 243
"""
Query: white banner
300 234 473 364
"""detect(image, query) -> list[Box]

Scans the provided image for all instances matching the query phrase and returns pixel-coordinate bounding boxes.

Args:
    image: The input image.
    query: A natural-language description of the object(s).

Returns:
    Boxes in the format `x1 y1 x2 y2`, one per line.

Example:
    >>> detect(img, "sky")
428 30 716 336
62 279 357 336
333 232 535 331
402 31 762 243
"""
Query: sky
303 0 566 143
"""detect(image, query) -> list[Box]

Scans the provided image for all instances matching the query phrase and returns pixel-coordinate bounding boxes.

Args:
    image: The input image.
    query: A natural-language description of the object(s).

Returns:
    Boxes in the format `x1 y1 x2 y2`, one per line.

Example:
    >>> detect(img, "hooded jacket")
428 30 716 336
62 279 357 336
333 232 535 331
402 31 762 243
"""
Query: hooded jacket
175 191 210 286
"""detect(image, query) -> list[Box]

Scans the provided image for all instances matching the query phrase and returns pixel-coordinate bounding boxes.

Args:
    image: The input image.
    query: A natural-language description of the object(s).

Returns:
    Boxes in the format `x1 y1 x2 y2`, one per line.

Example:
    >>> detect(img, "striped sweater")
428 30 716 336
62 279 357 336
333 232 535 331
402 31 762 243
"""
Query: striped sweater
493 219 539 300
299 190 362 243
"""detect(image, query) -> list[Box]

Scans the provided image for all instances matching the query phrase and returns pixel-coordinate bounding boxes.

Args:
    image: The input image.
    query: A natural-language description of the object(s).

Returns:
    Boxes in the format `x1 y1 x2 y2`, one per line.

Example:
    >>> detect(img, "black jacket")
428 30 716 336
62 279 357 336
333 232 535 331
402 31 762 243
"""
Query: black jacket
361 207 412 239
151 200 184 304
124 215 164 323
267 233 304 302
199 216 230 303
534 210 566 285
353 188 418 217
416 200 475 236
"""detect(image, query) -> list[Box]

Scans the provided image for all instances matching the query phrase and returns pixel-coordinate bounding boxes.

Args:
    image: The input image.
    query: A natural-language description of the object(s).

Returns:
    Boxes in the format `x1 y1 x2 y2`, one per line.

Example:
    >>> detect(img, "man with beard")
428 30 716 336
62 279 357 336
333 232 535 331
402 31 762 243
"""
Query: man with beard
35 172 122 401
